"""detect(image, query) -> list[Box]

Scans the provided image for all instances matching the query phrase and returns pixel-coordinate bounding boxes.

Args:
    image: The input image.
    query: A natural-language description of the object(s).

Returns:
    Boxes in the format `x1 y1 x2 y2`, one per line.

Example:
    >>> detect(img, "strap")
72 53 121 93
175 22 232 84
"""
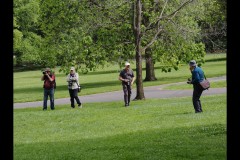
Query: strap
75 80 80 87
203 72 207 80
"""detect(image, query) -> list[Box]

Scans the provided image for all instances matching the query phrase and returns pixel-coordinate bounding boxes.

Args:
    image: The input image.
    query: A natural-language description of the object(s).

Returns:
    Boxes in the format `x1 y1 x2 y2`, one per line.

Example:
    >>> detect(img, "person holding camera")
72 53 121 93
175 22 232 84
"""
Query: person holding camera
187 60 205 113
66 67 82 108
119 62 135 107
41 68 55 110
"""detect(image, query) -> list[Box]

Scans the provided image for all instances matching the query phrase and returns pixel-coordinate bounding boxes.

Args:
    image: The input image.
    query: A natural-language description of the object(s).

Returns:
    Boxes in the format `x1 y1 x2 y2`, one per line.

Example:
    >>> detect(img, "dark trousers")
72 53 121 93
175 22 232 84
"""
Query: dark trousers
122 84 132 105
69 89 81 108
192 83 204 113
43 88 54 110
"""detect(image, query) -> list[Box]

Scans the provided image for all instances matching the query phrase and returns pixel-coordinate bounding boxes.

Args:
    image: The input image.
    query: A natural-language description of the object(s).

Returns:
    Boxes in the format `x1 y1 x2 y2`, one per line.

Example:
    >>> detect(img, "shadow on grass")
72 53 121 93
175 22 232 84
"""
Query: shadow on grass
14 124 226 160
14 75 189 95
205 57 226 62
85 66 167 76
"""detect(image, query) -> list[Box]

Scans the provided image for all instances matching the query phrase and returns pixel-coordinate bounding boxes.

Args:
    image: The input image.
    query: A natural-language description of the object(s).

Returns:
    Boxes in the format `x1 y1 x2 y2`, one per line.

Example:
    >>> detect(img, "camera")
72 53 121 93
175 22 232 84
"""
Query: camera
68 81 73 87
42 71 46 74
125 79 130 85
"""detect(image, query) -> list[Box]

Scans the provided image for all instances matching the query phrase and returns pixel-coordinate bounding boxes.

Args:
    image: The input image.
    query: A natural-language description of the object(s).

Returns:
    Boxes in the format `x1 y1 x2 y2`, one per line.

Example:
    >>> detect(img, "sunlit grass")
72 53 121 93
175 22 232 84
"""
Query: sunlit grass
14 94 226 160
14 53 226 103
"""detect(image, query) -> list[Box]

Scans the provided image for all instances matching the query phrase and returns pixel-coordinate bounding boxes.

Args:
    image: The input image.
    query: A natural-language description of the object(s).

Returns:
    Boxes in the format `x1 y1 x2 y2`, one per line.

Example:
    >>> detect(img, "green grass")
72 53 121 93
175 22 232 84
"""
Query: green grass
163 80 226 90
14 53 226 103
14 94 226 160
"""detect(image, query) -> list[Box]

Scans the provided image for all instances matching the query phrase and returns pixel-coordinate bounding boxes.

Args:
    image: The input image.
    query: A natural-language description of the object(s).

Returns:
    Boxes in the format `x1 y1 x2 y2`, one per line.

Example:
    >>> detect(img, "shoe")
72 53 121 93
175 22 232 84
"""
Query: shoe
78 104 82 108
51 108 55 110
125 103 129 107
43 108 47 111
71 106 75 108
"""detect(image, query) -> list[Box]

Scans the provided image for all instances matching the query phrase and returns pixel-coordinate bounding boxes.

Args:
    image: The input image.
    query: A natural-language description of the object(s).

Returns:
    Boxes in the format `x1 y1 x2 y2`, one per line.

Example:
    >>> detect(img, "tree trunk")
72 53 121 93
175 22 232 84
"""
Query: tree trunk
133 0 145 100
144 47 157 81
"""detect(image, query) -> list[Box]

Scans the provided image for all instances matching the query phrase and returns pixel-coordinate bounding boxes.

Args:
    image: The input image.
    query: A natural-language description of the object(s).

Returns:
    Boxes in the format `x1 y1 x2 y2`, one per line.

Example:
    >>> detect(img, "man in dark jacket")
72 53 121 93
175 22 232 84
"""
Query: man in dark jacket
119 62 136 107
187 60 205 113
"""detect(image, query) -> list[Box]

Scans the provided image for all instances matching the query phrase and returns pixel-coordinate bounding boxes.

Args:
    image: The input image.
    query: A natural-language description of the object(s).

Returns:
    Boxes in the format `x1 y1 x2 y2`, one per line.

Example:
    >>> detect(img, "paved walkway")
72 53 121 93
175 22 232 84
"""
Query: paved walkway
14 76 226 109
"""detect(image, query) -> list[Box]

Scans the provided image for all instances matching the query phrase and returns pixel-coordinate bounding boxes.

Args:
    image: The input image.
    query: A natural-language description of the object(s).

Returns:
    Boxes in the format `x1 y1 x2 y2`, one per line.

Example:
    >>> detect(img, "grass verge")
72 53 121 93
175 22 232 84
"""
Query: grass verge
14 94 226 160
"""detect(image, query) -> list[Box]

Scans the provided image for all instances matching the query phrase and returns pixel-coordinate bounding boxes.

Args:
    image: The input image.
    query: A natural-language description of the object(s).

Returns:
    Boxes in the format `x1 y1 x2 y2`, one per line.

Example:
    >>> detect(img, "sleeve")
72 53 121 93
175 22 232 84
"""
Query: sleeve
76 73 80 85
52 75 55 81
119 70 123 77
66 74 70 82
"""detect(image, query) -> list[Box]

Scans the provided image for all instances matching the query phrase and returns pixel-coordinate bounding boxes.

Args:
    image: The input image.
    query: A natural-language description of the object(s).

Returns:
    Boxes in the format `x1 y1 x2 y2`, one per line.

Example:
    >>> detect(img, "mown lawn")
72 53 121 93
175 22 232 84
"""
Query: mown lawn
14 53 226 103
14 94 226 160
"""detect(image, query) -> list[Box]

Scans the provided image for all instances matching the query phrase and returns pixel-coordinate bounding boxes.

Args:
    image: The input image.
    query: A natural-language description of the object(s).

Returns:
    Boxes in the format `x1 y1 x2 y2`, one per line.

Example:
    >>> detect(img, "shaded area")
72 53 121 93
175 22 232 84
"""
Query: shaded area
14 124 226 160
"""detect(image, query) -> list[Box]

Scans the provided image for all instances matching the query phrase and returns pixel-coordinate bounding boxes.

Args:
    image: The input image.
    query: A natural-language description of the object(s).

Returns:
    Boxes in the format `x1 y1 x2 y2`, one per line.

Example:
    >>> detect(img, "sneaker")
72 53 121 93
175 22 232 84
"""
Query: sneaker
125 103 129 107
43 108 47 111
78 104 83 108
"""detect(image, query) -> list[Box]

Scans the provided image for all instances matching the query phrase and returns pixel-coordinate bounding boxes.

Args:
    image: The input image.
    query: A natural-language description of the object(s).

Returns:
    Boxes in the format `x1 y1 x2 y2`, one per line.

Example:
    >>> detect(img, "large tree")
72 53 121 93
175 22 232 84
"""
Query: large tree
132 0 200 99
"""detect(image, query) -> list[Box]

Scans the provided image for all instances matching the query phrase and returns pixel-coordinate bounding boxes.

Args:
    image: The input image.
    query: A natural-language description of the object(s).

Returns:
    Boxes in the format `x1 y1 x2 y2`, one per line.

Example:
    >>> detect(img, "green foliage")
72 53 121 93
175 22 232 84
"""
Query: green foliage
14 0 45 65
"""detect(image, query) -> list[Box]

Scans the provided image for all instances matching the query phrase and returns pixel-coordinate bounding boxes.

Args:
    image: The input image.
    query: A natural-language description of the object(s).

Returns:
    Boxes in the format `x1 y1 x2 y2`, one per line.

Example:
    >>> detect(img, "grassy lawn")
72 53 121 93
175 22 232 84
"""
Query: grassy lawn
163 80 226 90
14 53 226 103
14 94 226 160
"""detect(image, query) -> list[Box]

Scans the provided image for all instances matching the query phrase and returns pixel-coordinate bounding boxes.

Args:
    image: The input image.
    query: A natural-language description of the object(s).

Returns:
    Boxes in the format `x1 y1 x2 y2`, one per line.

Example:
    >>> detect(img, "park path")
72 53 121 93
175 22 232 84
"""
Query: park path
14 76 226 109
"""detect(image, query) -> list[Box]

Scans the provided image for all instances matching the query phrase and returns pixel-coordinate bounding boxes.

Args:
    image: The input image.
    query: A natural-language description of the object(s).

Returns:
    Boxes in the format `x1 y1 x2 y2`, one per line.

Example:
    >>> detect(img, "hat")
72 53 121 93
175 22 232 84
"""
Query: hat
125 62 130 66
70 67 75 71
189 60 197 67
45 68 51 72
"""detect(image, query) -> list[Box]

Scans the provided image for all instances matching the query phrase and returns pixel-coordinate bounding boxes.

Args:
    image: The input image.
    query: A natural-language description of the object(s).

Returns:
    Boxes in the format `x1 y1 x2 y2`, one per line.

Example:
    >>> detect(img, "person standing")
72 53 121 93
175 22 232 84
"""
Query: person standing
119 62 136 107
41 68 55 110
66 67 82 108
187 60 205 113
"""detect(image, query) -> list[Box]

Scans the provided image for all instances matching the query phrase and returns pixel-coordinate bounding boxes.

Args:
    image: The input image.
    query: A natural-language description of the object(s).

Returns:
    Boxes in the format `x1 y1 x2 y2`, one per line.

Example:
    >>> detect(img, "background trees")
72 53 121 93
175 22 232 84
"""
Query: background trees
13 0 226 99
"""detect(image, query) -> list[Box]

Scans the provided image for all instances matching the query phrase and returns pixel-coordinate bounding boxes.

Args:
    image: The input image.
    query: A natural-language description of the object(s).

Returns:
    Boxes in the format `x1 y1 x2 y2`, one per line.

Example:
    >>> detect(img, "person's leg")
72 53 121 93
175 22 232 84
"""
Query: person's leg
122 84 128 106
43 89 48 110
49 88 55 110
69 89 75 108
127 85 132 106
192 84 203 113
73 89 82 107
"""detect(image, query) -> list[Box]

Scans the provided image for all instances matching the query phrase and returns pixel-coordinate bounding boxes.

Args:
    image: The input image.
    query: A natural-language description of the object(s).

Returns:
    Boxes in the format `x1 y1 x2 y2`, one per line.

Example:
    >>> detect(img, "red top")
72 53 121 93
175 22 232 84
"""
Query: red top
43 75 55 89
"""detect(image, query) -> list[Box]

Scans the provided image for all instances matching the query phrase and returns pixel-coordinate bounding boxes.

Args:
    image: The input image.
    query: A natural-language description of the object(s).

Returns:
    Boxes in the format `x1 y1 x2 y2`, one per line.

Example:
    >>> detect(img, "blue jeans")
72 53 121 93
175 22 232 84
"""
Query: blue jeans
43 88 54 110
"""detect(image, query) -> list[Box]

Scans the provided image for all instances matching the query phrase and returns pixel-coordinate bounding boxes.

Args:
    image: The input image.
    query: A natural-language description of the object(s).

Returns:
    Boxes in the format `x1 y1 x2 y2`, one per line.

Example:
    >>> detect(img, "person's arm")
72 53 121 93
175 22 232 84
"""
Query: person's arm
47 74 53 82
75 73 79 85
119 74 128 82
131 76 136 85
66 74 71 82
119 76 126 82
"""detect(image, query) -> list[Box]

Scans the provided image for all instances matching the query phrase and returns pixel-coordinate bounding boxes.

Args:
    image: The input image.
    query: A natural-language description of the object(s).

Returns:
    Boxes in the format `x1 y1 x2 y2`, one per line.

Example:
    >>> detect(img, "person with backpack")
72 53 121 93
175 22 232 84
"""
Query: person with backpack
187 60 205 113
66 67 82 108
41 68 55 110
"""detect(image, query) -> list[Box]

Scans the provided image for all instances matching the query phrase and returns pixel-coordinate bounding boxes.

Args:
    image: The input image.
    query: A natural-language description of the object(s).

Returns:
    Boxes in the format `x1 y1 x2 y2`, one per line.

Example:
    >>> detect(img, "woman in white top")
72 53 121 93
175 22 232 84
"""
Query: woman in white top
66 67 82 108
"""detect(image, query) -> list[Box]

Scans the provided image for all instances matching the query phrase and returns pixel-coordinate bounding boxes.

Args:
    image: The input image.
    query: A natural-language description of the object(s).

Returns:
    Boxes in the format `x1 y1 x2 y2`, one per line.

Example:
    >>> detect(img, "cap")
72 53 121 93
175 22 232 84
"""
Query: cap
125 62 130 66
70 67 75 71
45 68 51 72
189 60 197 67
